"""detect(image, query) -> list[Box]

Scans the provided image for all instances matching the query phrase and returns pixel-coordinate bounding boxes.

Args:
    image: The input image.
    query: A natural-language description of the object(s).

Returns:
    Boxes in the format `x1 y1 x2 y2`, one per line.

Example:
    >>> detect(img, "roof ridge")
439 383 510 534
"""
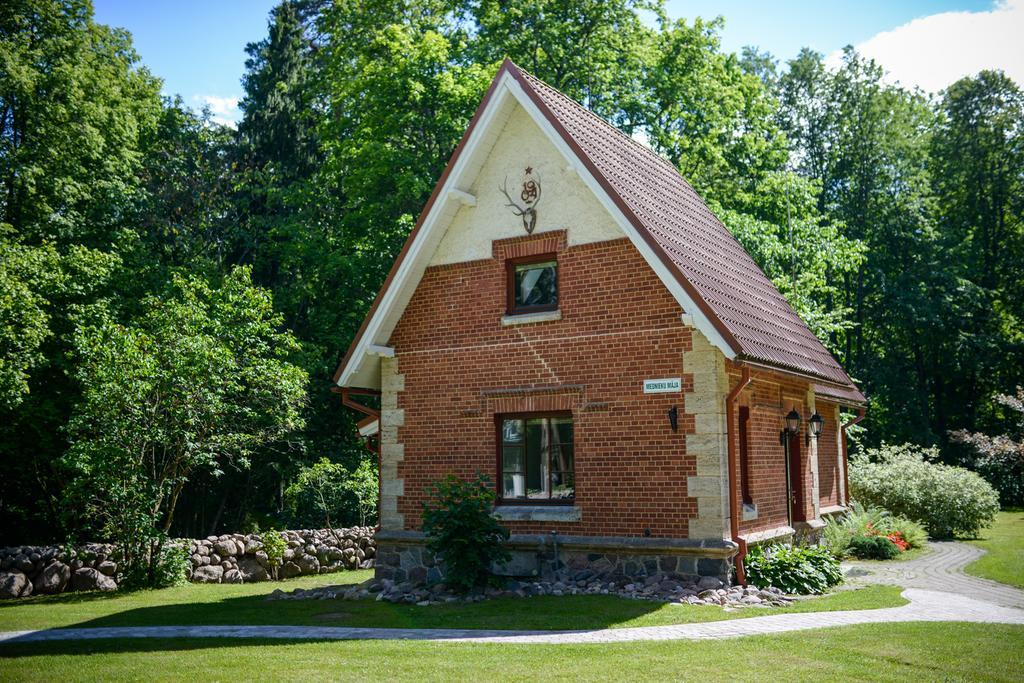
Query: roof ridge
507 61 686 179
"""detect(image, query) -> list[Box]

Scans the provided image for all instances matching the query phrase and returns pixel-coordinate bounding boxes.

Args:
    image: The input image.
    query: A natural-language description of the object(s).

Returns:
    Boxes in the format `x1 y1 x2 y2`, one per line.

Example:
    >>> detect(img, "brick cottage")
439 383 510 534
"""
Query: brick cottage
333 60 865 585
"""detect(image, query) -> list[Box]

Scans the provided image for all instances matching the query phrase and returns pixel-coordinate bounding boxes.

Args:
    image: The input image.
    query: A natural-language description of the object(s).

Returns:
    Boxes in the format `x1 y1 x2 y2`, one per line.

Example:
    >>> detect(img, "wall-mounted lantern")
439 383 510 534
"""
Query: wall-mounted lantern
668 406 679 433
806 412 825 444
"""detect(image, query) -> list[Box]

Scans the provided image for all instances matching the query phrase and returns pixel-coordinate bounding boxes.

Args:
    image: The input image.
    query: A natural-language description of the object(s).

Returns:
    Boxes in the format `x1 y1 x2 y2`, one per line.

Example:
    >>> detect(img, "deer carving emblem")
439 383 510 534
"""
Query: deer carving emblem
500 168 542 234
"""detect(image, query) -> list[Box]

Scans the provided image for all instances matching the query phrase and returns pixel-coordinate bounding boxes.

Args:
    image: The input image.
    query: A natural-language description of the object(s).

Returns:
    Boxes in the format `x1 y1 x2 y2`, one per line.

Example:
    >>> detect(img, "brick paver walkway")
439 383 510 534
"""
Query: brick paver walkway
2 541 1021 645
843 541 1024 609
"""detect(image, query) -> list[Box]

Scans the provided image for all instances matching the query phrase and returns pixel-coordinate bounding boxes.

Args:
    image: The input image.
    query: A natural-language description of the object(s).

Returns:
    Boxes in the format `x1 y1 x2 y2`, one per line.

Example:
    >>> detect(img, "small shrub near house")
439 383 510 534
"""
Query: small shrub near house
850 443 1000 538
745 544 843 595
421 474 510 593
823 502 927 559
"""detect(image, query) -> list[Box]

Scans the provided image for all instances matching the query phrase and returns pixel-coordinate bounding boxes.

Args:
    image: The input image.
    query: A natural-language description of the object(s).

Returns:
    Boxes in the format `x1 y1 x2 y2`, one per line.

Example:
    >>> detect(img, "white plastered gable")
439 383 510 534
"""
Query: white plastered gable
429 104 623 265
336 69 735 389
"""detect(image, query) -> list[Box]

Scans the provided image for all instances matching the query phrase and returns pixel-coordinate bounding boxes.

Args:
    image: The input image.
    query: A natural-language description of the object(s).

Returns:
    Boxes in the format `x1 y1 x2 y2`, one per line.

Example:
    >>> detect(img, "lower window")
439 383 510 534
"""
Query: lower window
498 414 574 502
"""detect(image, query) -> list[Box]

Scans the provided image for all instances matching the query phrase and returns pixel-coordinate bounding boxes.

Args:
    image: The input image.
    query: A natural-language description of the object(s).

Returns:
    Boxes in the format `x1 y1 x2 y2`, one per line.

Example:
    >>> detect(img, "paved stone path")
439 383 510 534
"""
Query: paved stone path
1 541 1022 645
843 540 1024 609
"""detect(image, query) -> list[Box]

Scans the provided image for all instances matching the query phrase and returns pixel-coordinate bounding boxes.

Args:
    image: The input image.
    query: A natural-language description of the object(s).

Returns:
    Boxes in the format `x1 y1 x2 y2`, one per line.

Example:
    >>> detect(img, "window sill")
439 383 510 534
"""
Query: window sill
501 310 562 326
493 505 581 522
741 502 758 522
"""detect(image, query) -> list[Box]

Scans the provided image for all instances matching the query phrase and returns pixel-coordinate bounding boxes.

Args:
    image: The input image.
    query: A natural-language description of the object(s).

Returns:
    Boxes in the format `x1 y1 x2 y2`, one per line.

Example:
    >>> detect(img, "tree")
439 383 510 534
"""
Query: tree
952 387 1024 506
0 0 161 244
0 230 119 409
63 267 307 585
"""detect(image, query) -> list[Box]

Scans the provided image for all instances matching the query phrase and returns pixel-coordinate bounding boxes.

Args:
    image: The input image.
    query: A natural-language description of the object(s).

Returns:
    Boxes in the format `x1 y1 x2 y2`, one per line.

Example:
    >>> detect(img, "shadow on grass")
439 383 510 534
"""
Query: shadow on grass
0 580 671 658
0 636 329 659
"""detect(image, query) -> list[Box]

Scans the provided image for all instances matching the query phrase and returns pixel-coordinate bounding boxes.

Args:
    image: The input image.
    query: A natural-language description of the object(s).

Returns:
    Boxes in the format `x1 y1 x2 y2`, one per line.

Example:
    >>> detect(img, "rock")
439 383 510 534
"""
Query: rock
213 540 238 558
71 567 117 592
281 561 302 579
33 562 71 595
97 560 117 577
238 556 269 582
697 575 723 591
223 569 243 584
0 571 32 599
296 554 319 575
191 565 224 583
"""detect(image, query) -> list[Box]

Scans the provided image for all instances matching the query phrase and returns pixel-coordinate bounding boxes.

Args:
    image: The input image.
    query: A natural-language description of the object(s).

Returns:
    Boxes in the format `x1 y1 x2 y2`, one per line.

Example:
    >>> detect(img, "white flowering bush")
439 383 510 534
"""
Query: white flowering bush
850 443 999 539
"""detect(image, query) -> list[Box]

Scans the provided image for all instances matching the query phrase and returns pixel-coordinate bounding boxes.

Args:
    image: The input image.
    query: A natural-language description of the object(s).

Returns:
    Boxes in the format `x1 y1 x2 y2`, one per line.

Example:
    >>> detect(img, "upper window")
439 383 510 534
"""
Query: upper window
507 256 557 314
499 414 574 503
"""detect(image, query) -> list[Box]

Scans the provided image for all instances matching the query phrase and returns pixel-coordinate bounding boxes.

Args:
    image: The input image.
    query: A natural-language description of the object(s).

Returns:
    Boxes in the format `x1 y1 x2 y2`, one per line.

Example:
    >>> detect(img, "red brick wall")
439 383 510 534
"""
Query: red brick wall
728 368 821 536
388 234 701 538
817 400 841 509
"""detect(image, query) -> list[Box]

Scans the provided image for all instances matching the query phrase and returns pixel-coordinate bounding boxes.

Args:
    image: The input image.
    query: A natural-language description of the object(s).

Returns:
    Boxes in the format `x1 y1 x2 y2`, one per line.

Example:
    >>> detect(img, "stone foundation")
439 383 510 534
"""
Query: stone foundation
375 531 737 585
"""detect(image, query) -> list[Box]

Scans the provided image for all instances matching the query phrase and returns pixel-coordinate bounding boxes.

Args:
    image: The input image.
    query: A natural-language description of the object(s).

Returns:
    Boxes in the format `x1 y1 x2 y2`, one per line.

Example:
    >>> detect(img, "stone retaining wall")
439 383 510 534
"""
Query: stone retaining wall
0 527 376 599
374 531 736 586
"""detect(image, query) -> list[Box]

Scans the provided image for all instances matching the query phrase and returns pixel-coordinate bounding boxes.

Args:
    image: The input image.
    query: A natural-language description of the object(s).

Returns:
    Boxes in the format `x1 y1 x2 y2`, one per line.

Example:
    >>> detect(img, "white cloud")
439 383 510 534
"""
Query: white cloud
193 95 241 127
827 0 1024 94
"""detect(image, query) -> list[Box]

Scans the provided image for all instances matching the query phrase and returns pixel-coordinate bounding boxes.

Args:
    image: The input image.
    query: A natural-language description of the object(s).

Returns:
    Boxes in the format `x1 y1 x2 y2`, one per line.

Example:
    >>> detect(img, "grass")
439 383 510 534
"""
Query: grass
1 623 1022 681
966 509 1024 588
0 569 905 633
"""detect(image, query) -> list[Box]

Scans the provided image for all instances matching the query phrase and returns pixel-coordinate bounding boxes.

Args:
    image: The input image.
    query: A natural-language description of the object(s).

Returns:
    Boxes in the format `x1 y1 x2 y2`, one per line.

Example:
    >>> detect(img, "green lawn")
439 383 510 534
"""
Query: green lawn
2 623 1022 682
0 570 904 633
966 509 1024 588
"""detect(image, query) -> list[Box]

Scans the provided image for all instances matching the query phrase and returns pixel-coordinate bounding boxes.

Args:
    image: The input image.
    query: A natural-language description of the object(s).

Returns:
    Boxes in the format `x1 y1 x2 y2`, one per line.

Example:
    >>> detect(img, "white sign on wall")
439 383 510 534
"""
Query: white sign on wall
643 378 682 394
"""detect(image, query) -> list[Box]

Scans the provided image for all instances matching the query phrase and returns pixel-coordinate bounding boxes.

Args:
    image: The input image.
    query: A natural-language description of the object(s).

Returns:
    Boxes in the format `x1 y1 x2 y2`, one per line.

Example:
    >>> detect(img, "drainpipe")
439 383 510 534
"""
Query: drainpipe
840 408 866 506
725 366 752 585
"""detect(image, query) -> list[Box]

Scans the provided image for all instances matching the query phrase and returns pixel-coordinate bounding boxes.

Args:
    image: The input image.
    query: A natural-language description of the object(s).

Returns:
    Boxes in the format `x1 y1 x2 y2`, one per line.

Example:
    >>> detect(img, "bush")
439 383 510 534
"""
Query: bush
120 538 190 589
823 502 927 558
260 529 287 580
850 443 1000 538
745 543 843 595
848 534 900 560
421 473 510 593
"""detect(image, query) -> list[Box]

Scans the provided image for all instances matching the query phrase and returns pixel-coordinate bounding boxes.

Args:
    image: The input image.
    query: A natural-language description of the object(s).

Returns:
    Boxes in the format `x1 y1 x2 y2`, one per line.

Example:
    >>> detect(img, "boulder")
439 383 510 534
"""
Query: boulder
238 557 269 582
0 571 32 599
281 561 302 579
296 553 319 575
191 565 224 583
33 562 71 595
697 575 723 591
97 560 117 577
223 569 243 584
71 567 117 592
213 540 238 558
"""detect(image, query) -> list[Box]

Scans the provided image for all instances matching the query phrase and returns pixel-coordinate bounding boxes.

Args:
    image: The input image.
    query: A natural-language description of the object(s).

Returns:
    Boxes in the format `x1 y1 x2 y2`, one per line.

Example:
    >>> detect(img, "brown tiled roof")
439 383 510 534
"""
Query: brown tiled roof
814 383 867 406
511 63 858 390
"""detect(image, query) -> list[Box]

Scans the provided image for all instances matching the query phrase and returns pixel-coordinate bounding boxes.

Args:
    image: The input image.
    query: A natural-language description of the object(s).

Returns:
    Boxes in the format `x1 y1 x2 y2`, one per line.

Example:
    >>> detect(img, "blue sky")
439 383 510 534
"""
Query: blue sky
93 0 1019 125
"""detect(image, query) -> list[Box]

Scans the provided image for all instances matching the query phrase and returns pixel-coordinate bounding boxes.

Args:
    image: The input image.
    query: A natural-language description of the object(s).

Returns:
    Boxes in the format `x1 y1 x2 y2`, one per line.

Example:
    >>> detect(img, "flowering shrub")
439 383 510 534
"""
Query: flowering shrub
745 543 843 595
850 443 999 538
823 502 926 559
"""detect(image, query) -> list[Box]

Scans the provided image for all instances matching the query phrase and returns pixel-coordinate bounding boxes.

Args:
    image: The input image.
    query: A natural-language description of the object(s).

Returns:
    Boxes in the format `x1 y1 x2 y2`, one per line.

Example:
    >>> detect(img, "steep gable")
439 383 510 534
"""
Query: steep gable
334 60 862 402
429 104 623 266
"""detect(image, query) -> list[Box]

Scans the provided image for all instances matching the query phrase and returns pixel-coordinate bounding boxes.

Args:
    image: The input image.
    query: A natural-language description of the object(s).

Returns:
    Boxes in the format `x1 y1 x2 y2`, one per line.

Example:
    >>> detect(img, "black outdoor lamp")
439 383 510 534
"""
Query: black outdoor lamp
780 409 801 445
806 412 825 444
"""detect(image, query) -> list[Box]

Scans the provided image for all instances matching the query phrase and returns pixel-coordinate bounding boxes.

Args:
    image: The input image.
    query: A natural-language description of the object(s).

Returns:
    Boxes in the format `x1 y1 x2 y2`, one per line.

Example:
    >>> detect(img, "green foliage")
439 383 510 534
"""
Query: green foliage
847 535 900 560
421 474 510 593
284 456 378 529
344 459 379 527
260 530 287 579
851 443 1000 539
0 0 162 243
823 502 927 558
952 387 1024 506
154 541 191 588
745 543 843 595
63 267 306 583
